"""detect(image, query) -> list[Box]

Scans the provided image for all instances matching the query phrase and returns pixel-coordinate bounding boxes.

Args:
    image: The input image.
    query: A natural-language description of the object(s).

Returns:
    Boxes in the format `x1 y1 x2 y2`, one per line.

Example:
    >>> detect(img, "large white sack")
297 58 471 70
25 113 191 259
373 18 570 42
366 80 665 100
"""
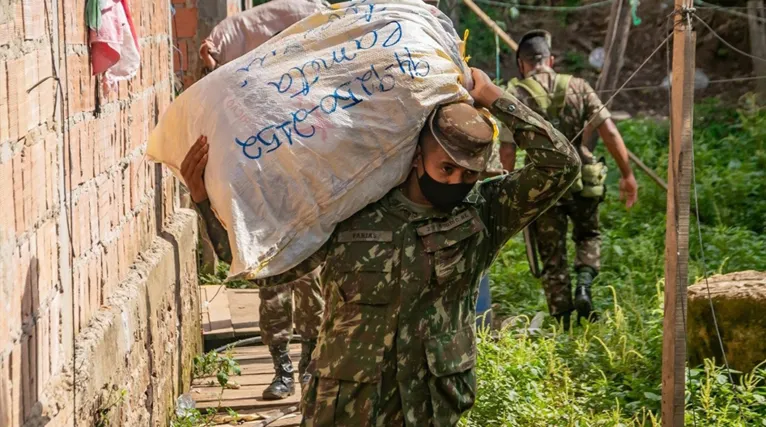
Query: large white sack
148 0 472 279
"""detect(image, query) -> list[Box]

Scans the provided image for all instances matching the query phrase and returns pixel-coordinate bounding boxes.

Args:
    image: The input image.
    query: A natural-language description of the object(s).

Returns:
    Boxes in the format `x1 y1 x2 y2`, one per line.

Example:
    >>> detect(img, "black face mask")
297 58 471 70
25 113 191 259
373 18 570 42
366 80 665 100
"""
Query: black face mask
417 155 474 212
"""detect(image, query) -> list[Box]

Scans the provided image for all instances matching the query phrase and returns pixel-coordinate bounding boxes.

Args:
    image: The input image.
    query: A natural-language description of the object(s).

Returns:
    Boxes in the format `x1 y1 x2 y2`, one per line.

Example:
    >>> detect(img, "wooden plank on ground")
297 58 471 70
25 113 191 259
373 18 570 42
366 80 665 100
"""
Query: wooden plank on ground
192 344 302 413
228 289 261 336
201 285 235 339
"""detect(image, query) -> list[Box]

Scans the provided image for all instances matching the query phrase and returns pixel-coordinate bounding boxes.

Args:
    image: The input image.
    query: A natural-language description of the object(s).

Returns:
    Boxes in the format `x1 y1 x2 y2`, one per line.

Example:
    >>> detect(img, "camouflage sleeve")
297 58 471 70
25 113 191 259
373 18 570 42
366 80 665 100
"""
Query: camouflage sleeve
575 78 611 132
195 199 233 265
497 121 515 146
497 83 520 147
478 93 581 259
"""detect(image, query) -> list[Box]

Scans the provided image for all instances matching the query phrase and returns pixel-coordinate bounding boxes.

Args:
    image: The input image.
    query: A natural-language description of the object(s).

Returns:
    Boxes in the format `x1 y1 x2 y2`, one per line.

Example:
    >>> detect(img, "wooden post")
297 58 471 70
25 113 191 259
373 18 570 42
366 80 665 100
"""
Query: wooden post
596 0 633 98
462 0 518 51
583 0 632 152
662 0 695 425
748 0 766 101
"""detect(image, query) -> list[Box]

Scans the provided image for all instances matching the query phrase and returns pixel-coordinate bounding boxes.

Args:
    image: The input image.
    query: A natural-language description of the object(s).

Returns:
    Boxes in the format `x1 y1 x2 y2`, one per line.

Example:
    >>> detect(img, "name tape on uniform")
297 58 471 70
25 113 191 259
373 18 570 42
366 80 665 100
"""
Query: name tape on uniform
337 230 394 243
416 210 475 236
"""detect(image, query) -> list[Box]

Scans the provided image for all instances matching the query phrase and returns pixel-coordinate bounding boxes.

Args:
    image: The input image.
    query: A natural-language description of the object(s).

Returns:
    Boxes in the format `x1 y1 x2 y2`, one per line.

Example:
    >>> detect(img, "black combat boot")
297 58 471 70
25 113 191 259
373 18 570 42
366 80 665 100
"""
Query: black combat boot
299 339 317 391
262 343 295 400
553 310 572 331
574 266 598 323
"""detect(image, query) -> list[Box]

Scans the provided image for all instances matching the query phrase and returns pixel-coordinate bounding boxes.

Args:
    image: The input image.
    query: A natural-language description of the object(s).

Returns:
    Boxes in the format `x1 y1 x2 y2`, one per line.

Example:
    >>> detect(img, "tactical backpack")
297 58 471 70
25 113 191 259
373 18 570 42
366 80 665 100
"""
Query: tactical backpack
509 74 607 198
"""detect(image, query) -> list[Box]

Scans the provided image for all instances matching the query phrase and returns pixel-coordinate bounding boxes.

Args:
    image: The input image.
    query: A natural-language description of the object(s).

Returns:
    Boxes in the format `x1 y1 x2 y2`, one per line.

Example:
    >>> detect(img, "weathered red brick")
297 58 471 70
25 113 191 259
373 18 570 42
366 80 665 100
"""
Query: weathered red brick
102 244 119 296
75 188 92 257
68 121 82 189
121 165 130 218
21 320 38 420
173 7 198 38
97 176 113 238
22 0 44 40
73 262 84 332
17 238 34 321
24 52 40 131
45 133 57 212
48 296 61 375
88 253 99 314
73 0 87 45
82 62 95 113
0 355 11 426
88 184 99 247
18 147 34 233
6 245 21 334
36 307 51 388
12 149 27 234
66 54 82 115
0 159 15 244
10 342 22 426
31 140 46 222
36 219 56 307
7 58 26 141
80 121 94 184
0 62 8 143
37 48 54 124
0 22 12 46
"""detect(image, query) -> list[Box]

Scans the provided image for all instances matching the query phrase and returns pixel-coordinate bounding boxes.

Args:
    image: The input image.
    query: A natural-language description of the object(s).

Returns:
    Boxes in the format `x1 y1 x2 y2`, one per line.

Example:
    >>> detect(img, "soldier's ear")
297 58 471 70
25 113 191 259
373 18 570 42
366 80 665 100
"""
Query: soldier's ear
412 145 422 169
548 55 555 68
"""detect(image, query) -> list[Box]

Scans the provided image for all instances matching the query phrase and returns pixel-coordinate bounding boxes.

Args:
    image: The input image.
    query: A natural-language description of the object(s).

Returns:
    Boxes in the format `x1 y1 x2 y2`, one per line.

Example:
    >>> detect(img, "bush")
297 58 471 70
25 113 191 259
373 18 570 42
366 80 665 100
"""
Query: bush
467 100 766 425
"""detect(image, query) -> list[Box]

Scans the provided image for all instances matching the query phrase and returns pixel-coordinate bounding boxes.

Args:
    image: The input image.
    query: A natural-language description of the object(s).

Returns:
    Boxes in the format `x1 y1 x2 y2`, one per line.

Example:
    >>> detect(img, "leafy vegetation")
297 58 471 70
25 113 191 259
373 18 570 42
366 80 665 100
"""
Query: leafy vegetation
463 98 766 426
198 259 252 289
172 349 243 427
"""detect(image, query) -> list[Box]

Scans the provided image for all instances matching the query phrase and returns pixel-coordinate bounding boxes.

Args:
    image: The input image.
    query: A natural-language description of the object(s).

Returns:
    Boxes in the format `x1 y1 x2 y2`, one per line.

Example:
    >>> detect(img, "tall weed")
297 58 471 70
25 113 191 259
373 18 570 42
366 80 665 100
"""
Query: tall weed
467 100 766 425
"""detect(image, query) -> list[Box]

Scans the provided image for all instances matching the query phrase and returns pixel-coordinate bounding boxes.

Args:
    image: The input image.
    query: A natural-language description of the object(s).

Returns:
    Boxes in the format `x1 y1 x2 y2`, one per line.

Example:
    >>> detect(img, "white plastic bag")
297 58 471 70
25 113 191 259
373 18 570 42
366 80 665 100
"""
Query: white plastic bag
148 0 471 279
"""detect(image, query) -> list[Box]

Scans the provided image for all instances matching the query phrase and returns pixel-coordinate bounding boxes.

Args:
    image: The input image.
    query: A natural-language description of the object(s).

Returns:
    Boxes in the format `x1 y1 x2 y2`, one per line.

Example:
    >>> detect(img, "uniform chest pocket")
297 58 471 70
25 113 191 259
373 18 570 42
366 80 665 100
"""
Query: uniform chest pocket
418 210 486 288
334 230 397 305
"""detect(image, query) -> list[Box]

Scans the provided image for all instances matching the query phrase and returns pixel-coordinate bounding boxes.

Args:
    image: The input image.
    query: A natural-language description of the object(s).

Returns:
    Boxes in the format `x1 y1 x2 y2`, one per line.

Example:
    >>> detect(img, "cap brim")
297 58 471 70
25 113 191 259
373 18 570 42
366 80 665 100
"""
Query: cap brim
427 108 492 172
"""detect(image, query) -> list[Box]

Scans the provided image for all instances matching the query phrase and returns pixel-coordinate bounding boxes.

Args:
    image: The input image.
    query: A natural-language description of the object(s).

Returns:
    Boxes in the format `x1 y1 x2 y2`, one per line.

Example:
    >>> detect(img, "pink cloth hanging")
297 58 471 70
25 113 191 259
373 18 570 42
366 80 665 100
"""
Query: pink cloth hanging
89 0 140 94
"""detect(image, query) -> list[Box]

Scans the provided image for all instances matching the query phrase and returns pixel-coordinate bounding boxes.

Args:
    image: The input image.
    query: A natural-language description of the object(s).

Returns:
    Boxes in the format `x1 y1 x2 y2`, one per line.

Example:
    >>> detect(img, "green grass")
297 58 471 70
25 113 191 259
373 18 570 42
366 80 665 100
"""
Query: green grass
465 98 766 425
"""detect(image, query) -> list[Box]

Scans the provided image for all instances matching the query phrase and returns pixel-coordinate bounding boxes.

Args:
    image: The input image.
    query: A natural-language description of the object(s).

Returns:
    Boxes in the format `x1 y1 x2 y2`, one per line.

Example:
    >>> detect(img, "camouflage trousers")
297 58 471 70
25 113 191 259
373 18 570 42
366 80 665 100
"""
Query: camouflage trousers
299 343 472 427
534 193 601 315
260 268 324 346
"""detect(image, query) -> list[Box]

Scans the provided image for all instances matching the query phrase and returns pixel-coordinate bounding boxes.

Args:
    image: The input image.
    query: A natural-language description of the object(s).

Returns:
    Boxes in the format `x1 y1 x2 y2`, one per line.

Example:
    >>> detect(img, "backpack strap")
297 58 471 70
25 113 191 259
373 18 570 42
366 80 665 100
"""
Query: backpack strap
550 74 573 119
509 77 551 113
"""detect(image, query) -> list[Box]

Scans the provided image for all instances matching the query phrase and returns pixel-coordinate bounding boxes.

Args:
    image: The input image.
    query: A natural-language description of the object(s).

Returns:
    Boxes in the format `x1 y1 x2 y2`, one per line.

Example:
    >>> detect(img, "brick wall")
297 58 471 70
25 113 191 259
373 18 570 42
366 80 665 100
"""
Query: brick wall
0 1 199 426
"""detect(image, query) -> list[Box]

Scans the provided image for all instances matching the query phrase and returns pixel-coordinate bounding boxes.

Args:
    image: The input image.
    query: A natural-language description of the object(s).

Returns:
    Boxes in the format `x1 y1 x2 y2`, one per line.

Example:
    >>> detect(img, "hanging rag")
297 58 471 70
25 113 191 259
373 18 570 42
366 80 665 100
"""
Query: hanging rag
88 0 140 94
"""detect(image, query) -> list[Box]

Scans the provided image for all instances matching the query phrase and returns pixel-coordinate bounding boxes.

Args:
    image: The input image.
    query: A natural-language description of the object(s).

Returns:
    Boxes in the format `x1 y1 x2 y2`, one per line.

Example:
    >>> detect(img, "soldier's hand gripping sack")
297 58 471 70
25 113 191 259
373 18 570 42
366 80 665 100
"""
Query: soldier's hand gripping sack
147 0 472 280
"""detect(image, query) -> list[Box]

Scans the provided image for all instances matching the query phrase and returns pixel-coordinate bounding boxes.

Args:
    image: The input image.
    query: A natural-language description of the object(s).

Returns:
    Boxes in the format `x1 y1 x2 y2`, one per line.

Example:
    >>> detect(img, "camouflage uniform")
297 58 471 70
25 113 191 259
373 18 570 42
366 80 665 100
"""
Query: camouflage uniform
217 93 578 426
505 66 611 315
259 269 324 345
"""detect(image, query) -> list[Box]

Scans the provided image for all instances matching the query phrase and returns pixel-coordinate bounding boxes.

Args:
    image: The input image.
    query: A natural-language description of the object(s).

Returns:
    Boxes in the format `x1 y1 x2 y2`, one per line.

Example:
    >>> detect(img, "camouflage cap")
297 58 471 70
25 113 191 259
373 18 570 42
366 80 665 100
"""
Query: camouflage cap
517 29 552 62
428 102 495 172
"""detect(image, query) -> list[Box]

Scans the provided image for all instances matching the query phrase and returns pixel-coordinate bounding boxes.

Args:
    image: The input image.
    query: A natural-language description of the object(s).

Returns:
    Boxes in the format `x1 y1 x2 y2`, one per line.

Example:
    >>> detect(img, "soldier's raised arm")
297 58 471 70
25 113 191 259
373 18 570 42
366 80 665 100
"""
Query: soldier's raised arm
469 69 580 255
181 136 235 265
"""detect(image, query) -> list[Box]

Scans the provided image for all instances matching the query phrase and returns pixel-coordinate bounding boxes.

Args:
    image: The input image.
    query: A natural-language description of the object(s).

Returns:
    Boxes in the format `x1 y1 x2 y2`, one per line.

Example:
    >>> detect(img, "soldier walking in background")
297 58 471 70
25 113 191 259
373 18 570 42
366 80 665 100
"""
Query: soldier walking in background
501 30 639 328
